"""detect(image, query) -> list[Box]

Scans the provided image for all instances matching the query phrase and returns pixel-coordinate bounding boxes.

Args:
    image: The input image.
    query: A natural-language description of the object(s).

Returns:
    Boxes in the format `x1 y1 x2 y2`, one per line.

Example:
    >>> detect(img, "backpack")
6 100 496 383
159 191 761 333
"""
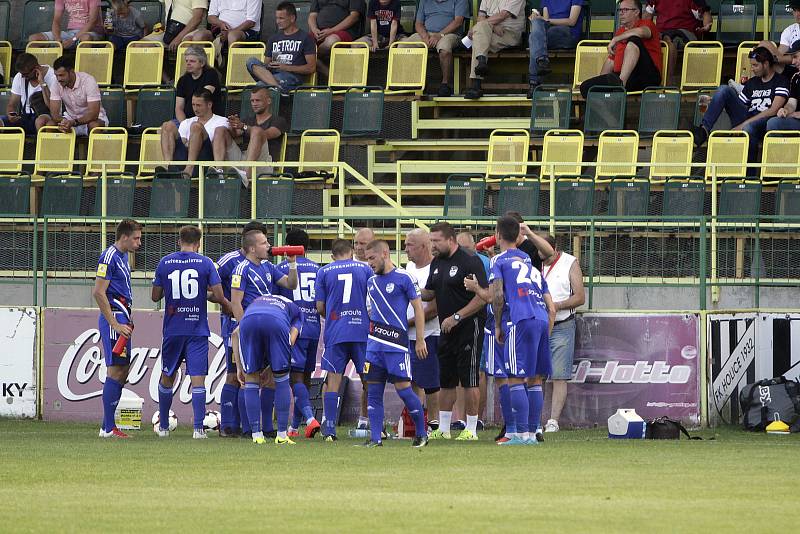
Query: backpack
738 377 800 432
645 417 702 440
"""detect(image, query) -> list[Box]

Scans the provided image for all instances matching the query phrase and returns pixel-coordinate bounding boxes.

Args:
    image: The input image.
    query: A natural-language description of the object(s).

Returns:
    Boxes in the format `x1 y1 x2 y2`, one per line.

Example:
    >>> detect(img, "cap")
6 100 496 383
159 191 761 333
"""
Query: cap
787 39 800 55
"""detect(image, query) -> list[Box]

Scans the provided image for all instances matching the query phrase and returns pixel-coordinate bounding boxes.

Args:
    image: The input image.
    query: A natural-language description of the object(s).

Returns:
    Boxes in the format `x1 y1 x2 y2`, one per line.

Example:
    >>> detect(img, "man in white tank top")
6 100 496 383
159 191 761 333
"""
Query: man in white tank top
540 235 585 432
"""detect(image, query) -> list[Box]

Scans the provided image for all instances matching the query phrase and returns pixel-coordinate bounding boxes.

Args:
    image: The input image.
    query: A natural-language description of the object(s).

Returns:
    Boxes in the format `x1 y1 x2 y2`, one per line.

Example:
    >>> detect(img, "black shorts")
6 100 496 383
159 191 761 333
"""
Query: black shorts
437 316 485 389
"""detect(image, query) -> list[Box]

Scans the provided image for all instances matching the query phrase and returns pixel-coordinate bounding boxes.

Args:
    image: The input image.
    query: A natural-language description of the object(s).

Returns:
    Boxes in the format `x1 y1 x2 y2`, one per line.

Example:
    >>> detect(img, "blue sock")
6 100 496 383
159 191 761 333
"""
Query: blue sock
157 382 173 431
292 402 303 429
292 382 315 423
191 386 205 431
243 382 261 434
220 384 238 430
238 388 250 433
498 384 516 435
102 377 123 432
397 386 426 438
260 387 275 433
367 382 386 443
528 385 544 432
323 392 339 436
510 384 529 435
274 375 291 433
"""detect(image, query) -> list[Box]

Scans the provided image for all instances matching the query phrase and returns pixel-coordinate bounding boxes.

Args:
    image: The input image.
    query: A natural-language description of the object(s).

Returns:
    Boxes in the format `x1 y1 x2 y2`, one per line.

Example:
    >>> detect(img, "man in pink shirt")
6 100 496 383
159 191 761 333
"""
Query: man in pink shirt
29 0 105 49
47 56 108 136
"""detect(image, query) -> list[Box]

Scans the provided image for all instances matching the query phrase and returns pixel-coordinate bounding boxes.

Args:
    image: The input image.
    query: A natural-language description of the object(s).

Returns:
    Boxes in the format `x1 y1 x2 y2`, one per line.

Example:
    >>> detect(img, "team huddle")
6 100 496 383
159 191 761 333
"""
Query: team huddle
92 216 557 447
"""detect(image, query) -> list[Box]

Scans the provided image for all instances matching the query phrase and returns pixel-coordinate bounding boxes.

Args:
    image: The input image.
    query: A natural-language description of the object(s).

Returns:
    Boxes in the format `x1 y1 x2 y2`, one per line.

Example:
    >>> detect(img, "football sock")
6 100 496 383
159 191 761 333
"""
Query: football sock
367 382 386 443
397 386 426 438
260 386 275 433
238 388 250 433
358 416 369 427
466 414 478 435
274 375 291 433
528 385 544 433
323 392 339 436
498 384 516 435
243 382 261 434
439 410 452 434
292 382 315 423
191 386 205 431
157 382 173 431
102 377 123 432
510 384 530 436
220 383 238 430
291 403 302 430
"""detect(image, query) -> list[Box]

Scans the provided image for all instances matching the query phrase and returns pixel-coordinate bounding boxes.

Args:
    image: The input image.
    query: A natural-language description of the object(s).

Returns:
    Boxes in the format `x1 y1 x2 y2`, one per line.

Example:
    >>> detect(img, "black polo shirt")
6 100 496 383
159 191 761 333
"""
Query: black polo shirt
426 246 488 321
518 237 543 272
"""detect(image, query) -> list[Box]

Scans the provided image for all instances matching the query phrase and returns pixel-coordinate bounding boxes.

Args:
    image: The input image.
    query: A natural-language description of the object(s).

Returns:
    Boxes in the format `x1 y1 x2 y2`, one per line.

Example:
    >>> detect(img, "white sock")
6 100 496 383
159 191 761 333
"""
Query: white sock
466 415 478 435
277 431 287 439
306 416 315 425
358 416 369 425
252 431 264 439
288 426 297 432
521 432 530 441
439 411 452 433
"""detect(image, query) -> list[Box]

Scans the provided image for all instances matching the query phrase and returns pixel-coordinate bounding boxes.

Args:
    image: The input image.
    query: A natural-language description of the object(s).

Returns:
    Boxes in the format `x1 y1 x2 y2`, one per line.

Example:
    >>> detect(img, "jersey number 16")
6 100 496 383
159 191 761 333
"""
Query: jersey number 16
167 269 199 299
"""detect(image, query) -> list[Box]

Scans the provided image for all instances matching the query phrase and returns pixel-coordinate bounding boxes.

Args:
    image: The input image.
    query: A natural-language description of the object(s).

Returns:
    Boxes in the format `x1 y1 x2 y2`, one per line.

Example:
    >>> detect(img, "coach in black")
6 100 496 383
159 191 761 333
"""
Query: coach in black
421 222 488 441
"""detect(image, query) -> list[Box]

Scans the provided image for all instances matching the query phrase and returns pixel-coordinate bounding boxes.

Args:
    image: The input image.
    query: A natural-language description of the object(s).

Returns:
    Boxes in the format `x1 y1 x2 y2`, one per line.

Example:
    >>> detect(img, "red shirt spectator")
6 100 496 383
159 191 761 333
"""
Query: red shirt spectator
611 18 662 75
646 0 709 35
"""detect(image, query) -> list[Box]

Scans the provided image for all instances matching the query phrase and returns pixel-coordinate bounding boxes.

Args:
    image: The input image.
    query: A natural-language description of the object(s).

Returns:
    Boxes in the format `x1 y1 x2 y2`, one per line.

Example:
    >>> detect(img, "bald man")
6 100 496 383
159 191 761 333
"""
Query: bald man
404 229 441 432
354 227 375 263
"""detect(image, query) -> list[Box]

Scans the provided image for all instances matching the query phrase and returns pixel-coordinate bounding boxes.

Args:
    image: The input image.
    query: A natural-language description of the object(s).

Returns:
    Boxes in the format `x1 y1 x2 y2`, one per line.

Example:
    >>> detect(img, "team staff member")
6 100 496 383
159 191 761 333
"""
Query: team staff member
421 222 488 441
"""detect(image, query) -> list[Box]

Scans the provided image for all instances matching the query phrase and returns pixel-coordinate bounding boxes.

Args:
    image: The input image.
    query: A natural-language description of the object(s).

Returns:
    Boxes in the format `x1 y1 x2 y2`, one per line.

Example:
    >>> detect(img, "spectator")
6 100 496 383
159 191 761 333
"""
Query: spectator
693 46 788 163
144 0 207 52
587 0 661 95
540 235 584 433
160 88 229 177
757 1 800 80
212 86 288 187
404 0 469 96
107 0 147 50
247 2 317 94
357 0 403 51
767 41 800 132
187 0 262 62
46 56 108 136
309 0 366 75
0 53 55 134
160 45 223 155
464 0 526 100
29 0 104 48
528 1 584 97
643 0 711 84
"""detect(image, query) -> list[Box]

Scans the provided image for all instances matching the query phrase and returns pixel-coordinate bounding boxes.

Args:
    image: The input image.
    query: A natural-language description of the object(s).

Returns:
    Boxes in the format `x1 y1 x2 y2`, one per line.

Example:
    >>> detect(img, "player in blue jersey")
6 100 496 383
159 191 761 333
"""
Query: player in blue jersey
230 228 298 438
232 294 304 445
151 225 231 438
314 239 373 441
360 240 429 448
273 229 323 439
491 216 556 445
216 221 270 437
92 219 142 438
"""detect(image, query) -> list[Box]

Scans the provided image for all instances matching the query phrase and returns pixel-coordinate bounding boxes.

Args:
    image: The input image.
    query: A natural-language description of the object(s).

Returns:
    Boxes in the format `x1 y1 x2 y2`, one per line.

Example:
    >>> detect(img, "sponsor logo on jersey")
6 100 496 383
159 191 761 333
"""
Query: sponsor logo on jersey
231 275 242 288
96 263 108 277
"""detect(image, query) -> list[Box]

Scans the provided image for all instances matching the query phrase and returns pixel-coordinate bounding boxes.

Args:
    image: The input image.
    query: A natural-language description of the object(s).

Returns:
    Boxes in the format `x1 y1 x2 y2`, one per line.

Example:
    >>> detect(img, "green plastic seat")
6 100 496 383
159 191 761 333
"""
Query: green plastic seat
444 174 486 218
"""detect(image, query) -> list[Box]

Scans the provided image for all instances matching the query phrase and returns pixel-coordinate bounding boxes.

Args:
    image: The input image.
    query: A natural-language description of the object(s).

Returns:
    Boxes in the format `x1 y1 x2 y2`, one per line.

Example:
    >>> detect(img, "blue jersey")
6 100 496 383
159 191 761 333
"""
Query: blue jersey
276 257 321 340
243 294 304 333
490 248 550 324
96 245 132 312
217 250 246 302
152 251 221 337
315 259 372 344
366 268 420 353
231 259 283 311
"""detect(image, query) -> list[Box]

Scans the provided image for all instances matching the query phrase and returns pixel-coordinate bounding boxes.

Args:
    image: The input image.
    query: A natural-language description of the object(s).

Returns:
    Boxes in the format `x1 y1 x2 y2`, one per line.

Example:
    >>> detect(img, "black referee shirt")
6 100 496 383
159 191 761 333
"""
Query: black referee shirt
518 237 543 271
426 246 488 321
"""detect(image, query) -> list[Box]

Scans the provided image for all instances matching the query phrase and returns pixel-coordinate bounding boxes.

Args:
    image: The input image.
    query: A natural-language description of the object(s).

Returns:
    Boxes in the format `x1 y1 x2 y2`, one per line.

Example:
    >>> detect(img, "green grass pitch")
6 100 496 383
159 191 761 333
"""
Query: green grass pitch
1 420 798 532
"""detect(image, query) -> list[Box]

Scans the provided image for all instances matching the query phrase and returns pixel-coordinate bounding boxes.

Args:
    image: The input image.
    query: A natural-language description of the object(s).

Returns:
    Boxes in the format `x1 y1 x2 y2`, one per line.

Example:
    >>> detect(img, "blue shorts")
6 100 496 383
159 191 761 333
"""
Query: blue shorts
409 336 440 389
291 337 319 374
504 318 552 378
161 335 209 377
483 330 507 378
238 314 291 374
364 350 412 384
321 341 365 375
549 317 576 380
221 315 239 373
99 311 132 367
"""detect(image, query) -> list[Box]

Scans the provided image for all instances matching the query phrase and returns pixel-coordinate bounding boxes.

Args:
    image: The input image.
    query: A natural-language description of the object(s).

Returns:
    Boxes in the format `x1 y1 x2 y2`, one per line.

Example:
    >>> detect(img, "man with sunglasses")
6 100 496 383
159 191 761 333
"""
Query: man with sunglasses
0 53 55 134
598 0 662 92
693 46 788 162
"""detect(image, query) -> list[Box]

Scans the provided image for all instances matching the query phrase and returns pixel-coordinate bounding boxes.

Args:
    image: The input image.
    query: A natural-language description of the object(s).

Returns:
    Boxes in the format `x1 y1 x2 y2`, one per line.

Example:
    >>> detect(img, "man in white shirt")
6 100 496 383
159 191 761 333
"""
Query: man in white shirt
0 53 56 133
759 0 800 75
188 0 262 57
404 228 441 432
161 88 229 177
